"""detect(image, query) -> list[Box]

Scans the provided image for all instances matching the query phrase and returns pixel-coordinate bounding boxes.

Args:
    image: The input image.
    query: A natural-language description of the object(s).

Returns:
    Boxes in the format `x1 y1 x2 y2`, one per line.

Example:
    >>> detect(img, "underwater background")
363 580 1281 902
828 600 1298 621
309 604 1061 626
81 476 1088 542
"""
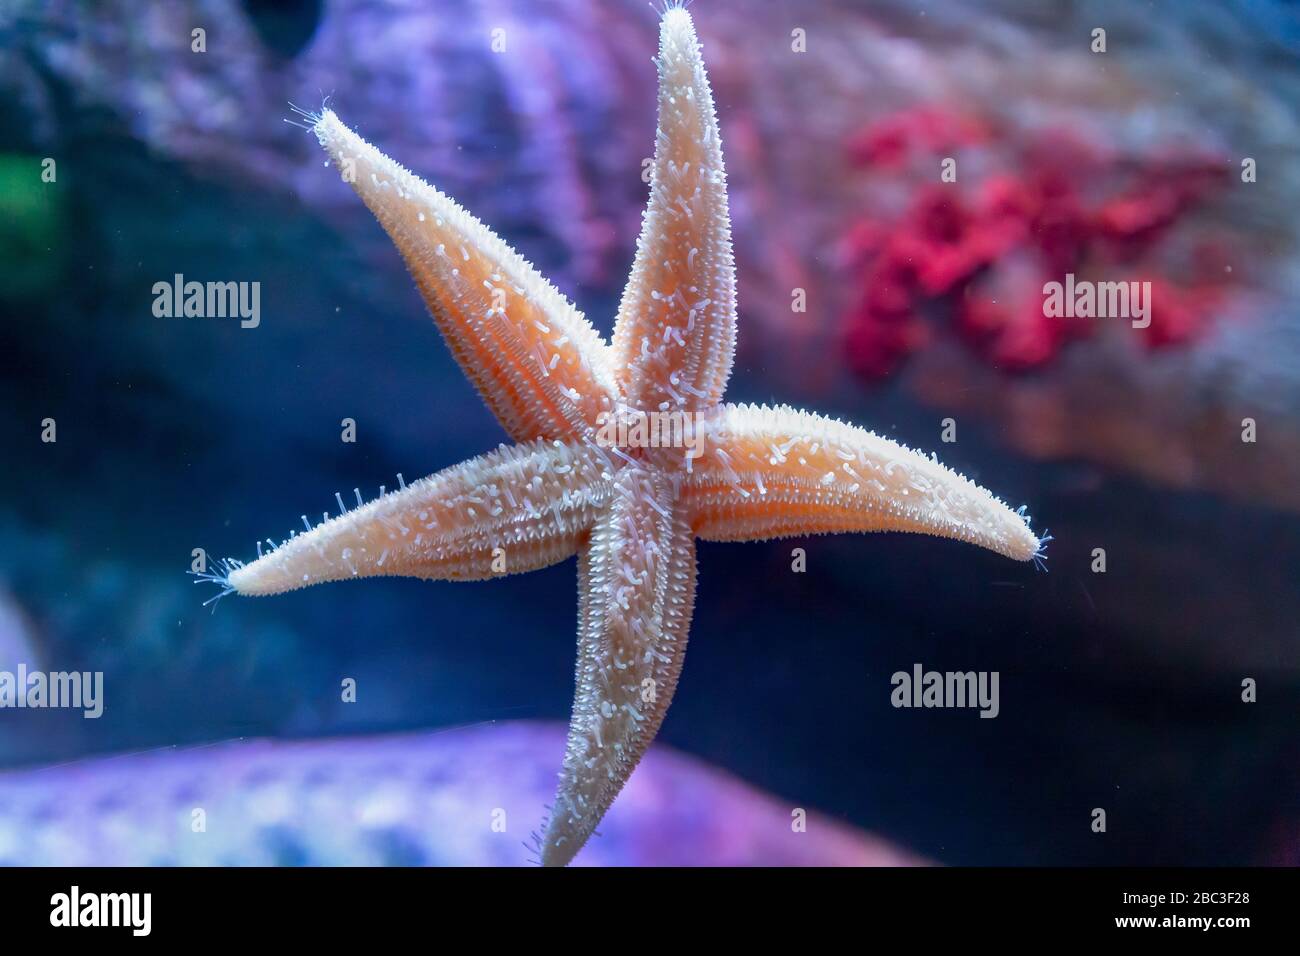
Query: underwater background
1 0 1298 865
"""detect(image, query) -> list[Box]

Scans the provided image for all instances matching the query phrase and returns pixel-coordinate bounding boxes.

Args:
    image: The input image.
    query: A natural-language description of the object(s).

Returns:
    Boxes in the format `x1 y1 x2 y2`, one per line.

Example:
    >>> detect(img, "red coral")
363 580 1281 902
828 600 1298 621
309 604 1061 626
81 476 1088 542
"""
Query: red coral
840 107 1235 378
847 107 991 170
1138 277 1221 350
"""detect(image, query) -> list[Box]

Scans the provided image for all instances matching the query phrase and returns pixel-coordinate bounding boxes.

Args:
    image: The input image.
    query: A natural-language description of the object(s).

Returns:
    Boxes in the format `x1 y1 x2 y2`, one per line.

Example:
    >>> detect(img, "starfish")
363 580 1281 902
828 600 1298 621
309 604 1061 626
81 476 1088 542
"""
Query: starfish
206 6 1044 866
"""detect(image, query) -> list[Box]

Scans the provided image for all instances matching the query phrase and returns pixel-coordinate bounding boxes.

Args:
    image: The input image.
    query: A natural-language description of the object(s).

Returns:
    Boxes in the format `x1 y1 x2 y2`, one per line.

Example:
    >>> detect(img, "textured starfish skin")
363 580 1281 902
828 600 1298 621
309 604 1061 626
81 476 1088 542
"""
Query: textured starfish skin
219 9 1041 866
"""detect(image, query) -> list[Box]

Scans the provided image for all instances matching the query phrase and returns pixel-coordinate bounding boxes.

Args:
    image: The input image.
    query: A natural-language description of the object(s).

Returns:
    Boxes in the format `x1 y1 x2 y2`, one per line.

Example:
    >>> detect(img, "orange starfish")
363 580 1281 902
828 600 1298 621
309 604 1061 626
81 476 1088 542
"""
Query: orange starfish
207 7 1043 866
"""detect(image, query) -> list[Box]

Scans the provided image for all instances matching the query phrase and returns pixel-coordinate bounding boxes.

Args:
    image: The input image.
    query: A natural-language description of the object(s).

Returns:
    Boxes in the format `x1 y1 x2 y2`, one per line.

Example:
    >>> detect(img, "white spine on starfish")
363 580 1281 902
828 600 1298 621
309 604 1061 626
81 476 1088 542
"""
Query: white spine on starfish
684 403 1042 562
312 110 617 444
227 438 614 596
611 7 736 414
539 466 696 867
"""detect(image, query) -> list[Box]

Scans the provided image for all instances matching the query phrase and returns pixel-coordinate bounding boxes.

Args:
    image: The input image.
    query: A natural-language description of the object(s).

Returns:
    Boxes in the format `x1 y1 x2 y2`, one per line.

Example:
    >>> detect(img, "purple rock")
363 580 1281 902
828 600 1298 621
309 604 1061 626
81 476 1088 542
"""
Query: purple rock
0 721 923 866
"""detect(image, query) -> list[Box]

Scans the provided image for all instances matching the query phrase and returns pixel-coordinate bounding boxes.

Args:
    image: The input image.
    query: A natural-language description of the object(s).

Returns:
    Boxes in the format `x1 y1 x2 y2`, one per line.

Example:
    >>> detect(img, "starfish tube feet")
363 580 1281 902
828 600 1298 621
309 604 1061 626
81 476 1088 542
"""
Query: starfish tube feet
685 404 1042 562
612 6 737 413
540 467 697 866
227 438 614 596
311 109 617 444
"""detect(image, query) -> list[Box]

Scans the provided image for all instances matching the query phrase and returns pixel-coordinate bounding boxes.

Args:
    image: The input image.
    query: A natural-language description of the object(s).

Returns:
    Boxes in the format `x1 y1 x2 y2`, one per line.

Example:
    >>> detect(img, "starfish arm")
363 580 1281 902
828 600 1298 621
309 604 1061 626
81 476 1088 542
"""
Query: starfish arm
539 467 697 866
224 438 615 597
610 8 737 412
683 403 1043 562
312 110 617 443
